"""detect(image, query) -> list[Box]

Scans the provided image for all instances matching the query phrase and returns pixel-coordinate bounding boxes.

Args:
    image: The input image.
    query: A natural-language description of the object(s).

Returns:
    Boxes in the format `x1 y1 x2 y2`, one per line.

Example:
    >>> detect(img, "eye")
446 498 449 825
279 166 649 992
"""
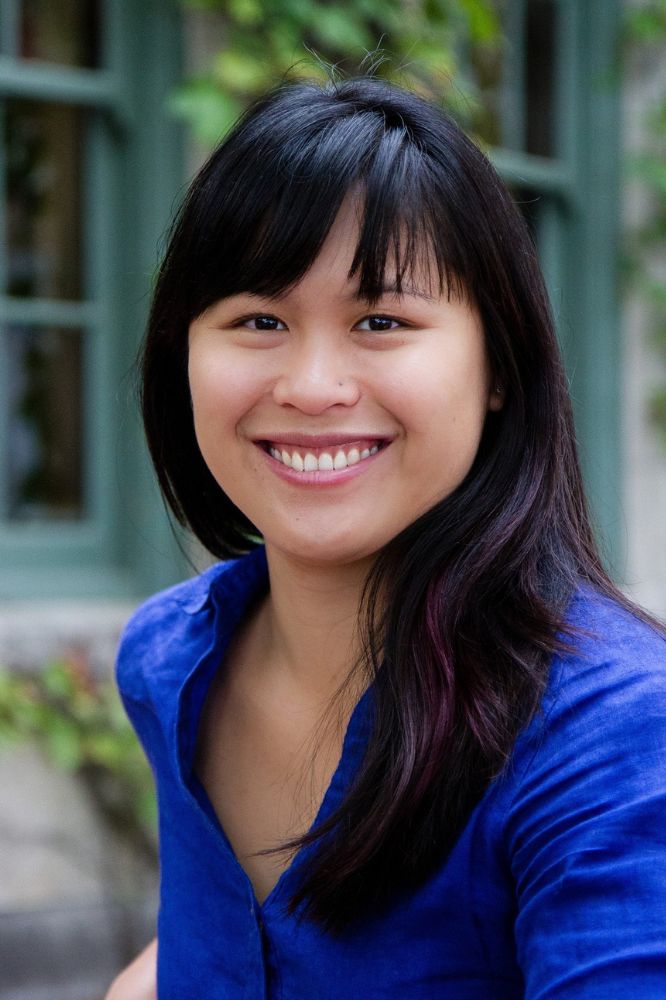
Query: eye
355 315 403 332
240 314 287 331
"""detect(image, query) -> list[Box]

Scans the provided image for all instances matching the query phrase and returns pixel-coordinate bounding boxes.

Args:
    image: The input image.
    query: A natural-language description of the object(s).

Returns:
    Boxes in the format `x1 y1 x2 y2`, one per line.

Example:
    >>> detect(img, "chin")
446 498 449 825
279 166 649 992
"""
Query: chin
266 533 383 570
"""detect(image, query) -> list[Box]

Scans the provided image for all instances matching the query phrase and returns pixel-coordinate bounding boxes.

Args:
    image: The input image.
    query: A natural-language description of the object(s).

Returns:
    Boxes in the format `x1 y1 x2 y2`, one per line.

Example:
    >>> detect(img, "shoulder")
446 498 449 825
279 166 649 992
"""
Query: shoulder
115 550 266 704
544 585 666 729
506 585 666 835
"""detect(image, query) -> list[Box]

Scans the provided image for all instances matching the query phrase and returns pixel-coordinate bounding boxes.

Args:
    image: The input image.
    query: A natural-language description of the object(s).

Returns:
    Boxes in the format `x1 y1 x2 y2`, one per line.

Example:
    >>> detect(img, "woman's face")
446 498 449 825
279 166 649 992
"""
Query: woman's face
188 198 502 570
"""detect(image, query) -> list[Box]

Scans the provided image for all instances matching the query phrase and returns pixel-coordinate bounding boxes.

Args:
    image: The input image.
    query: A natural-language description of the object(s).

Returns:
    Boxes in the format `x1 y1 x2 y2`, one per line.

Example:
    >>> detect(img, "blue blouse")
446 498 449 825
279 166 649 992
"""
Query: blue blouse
116 547 666 999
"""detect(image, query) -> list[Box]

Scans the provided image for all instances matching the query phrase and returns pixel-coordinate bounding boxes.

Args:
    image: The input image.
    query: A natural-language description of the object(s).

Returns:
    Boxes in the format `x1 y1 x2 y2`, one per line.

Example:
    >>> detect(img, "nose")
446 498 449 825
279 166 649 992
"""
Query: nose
272 339 361 414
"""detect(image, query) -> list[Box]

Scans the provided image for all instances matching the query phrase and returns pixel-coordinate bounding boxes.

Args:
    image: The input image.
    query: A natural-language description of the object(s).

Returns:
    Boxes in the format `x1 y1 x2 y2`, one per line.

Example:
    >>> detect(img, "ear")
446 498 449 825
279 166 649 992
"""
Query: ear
488 383 504 412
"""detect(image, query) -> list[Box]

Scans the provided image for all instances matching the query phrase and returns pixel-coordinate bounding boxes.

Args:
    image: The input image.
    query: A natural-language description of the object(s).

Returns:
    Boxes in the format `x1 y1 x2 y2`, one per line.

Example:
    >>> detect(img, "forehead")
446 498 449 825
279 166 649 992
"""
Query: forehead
306 194 362 277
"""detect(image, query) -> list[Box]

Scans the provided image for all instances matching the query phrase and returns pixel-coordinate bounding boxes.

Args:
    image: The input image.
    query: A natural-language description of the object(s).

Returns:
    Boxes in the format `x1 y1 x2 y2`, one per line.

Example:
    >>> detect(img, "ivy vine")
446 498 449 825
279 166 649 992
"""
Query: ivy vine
0 658 157 866
171 0 503 146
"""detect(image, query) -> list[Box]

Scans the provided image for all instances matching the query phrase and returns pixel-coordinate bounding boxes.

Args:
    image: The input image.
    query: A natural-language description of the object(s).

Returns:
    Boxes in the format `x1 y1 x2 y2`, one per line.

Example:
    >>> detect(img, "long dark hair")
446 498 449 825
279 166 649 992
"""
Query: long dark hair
141 77 648 932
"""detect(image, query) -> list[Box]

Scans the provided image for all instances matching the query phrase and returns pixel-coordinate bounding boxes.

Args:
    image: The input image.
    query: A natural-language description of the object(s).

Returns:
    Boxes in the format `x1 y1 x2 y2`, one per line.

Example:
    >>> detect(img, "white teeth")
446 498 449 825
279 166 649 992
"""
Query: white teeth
268 442 382 471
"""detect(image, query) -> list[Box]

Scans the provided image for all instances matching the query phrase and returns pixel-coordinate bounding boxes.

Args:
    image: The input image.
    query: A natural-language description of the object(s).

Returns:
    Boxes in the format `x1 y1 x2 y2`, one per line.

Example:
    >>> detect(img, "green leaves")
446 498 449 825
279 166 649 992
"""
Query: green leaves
458 0 501 44
168 78 243 146
227 0 263 26
309 8 374 52
625 0 666 42
213 49 272 92
0 660 157 861
44 714 83 770
170 0 504 145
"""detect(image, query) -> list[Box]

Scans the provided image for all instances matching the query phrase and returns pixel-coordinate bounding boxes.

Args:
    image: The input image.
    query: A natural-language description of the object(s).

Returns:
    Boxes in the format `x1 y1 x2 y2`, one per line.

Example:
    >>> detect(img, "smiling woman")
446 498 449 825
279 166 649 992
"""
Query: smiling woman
109 77 666 999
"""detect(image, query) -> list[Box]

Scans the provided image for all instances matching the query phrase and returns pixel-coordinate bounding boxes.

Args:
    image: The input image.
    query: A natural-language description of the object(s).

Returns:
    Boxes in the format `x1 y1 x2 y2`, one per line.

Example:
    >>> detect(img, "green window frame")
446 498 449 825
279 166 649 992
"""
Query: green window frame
490 0 622 570
0 0 185 599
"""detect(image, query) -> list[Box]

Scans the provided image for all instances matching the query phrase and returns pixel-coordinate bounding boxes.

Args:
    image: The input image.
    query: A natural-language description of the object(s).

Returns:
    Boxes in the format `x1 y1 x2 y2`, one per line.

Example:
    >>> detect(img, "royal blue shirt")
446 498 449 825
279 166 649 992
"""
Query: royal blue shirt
116 547 666 999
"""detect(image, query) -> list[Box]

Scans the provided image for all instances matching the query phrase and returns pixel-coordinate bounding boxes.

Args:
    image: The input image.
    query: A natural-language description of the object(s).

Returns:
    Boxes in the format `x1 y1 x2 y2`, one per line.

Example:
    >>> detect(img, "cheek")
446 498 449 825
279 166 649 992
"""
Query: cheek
188 349 256 430
395 349 491 495
188 382 241 486
392 346 490 428
189 342 230 399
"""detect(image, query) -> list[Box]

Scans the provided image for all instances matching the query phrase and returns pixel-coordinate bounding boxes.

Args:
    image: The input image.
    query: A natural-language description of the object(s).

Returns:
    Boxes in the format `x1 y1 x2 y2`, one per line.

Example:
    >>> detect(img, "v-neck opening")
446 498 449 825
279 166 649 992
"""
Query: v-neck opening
188 681 373 913
173 548 374 915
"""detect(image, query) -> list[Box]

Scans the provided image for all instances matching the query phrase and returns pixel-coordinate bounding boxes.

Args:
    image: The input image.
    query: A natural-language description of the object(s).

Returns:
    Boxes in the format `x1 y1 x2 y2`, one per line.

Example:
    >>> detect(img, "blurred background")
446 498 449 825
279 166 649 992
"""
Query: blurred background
0 0 665 996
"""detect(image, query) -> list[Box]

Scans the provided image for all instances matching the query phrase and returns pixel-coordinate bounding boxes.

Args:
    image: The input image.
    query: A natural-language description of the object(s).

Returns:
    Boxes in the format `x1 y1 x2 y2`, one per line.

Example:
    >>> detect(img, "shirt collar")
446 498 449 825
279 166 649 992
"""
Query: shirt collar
178 545 269 615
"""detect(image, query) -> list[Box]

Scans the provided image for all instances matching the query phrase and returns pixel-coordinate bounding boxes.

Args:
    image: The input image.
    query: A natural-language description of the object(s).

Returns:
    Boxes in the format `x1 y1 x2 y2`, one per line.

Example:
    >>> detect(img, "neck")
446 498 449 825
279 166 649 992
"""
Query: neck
255 544 374 706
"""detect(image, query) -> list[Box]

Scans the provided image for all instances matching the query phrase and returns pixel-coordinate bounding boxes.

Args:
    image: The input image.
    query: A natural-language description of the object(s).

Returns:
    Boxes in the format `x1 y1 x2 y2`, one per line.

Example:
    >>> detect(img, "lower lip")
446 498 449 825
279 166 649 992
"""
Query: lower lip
258 444 387 486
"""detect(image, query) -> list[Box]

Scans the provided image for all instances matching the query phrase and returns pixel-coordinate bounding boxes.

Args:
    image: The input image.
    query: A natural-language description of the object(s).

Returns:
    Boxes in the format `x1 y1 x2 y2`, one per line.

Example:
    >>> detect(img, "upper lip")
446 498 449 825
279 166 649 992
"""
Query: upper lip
255 433 393 448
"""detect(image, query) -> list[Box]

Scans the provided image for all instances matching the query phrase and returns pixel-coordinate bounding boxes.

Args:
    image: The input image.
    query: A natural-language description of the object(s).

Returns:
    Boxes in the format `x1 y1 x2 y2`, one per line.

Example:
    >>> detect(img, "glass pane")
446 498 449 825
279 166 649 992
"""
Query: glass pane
20 0 101 68
5 100 84 300
5 325 84 521
525 0 556 157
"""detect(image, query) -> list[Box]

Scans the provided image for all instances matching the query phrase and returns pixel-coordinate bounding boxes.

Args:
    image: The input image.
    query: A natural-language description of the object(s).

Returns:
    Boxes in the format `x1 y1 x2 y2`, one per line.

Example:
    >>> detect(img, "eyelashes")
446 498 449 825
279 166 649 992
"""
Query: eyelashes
238 314 286 331
237 313 406 333
355 316 402 332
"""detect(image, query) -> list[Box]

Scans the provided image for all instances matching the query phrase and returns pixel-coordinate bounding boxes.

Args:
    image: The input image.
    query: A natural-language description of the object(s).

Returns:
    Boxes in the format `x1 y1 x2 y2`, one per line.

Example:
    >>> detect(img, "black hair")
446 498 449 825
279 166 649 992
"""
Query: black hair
140 76 656 932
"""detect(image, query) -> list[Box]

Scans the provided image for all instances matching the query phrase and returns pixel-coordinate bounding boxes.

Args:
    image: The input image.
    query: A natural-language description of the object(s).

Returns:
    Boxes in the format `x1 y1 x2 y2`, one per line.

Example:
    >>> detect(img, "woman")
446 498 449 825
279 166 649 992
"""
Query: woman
107 77 666 998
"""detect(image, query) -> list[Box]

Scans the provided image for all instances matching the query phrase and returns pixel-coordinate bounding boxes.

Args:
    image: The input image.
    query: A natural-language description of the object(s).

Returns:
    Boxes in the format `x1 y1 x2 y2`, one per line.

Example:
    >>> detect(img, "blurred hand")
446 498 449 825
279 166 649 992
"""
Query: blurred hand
105 937 157 1000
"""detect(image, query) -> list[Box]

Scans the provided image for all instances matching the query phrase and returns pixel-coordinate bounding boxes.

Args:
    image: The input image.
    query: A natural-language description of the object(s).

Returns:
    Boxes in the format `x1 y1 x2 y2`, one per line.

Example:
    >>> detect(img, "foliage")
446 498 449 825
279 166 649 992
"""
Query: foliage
0 657 157 866
172 0 504 148
624 1 666 444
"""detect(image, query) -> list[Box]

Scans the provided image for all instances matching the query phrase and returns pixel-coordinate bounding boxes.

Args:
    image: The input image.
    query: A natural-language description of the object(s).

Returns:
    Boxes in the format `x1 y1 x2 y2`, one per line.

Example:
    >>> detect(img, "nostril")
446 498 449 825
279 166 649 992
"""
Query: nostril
272 373 361 413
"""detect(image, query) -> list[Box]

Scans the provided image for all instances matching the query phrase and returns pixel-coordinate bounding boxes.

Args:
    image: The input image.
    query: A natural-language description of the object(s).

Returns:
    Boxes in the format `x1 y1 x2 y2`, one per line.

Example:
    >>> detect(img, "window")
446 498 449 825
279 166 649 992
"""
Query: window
483 0 622 565
0 0 185 598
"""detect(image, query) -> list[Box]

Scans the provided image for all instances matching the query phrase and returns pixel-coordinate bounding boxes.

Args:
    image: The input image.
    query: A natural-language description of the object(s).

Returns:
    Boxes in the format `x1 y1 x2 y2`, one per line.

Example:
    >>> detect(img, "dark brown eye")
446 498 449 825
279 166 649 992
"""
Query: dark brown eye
244 315 285 331
357 315 400 332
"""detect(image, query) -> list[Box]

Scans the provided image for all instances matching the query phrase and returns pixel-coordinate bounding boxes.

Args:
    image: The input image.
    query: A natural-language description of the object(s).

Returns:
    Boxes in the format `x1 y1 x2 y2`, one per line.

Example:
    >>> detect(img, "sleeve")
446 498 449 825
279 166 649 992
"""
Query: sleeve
506 628 666 1000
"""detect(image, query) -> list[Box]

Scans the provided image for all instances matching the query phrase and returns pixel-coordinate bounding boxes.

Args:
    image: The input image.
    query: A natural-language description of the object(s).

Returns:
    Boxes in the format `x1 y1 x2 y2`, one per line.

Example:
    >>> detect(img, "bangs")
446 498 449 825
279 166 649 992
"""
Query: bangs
184 84 471 317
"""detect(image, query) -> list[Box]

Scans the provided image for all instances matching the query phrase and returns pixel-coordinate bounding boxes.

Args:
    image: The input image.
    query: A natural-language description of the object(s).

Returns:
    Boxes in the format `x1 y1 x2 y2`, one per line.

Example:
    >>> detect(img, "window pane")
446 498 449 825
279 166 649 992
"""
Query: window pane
525 0 557 157
20 0 101 68
5 325 84 521
5 99 84 299
483 0 559 156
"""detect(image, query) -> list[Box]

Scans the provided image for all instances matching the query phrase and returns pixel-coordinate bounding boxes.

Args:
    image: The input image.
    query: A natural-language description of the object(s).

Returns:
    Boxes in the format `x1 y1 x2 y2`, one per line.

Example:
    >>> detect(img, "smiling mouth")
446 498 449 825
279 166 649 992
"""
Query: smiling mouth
262 439 385 472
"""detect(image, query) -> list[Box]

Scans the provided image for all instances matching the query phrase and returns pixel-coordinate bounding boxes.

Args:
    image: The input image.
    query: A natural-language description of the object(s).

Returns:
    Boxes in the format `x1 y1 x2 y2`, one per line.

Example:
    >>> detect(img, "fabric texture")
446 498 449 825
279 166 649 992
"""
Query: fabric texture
116 547 666 999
